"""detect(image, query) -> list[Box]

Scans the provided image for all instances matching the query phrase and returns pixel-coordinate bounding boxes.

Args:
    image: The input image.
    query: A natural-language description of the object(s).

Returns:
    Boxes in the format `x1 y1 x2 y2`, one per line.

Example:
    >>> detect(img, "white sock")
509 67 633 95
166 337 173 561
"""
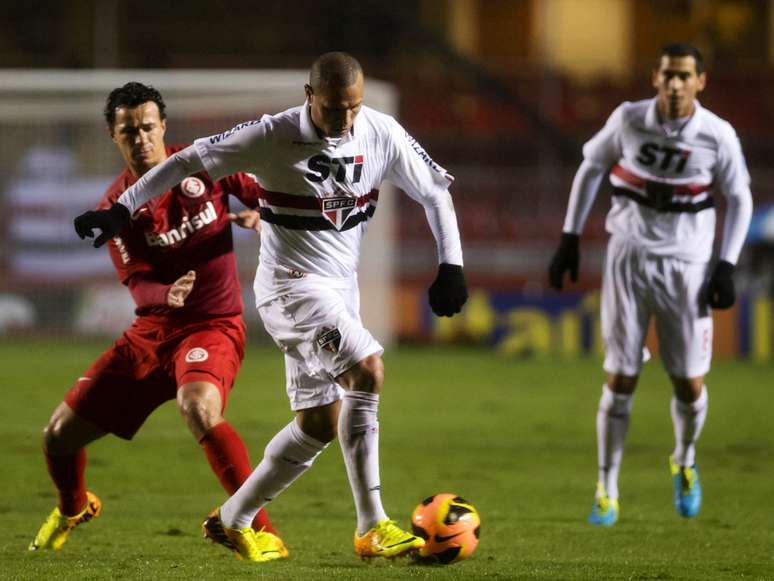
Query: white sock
596 384 633 501
339 391 388 534
671 385 708 467
220 419 327 528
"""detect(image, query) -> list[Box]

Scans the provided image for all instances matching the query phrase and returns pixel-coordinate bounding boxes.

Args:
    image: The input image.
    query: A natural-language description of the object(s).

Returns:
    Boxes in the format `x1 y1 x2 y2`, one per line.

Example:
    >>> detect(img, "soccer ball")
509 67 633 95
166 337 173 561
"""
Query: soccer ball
411 493 480 564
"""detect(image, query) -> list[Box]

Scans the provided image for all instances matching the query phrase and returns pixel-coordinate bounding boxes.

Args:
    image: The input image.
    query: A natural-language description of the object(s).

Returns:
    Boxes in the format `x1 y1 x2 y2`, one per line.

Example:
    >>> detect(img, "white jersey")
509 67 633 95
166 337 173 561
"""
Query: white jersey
576 98 751 262
193 104 461 295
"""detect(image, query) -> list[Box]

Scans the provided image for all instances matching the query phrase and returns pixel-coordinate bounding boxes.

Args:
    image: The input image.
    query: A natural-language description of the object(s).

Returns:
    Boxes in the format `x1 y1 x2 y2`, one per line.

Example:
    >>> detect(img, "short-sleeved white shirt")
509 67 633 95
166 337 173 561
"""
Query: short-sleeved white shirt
194 104 457 292
583 98 751 262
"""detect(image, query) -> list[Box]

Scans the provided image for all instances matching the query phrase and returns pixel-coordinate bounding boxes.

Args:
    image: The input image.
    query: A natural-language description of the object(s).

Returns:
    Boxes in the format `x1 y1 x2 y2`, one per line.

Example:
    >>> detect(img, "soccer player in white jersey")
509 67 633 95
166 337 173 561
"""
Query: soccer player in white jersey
74 52 468 561
548 43 753 526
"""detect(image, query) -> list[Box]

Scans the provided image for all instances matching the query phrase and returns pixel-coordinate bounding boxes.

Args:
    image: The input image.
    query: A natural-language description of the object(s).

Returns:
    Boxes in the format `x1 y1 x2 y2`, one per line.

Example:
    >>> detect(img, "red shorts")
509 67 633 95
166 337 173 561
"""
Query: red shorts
64 314 245 440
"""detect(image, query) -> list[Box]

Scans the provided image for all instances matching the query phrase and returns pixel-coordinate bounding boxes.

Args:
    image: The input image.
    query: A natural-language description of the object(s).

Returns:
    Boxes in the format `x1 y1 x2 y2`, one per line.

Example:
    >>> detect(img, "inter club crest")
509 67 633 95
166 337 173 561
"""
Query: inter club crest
316 327 342 353
181 176 206 198
185 347 209 362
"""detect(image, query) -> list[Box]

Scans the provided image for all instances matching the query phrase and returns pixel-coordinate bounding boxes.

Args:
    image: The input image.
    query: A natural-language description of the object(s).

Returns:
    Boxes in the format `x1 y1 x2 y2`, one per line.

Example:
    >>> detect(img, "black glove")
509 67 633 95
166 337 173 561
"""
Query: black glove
428 263 468 317
705 260 736 309
74 203 131 248
548 232 580 290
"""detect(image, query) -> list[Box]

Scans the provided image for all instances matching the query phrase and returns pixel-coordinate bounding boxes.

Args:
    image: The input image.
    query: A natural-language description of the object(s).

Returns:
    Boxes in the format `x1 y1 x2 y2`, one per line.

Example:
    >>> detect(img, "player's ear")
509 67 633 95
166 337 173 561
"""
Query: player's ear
696 72 707 92
304 84 313 102
651 69 660 90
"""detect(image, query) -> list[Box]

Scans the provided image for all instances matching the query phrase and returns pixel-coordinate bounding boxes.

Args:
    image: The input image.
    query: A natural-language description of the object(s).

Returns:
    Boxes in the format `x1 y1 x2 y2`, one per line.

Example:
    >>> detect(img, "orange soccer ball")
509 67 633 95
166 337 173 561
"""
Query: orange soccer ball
411 493 481 564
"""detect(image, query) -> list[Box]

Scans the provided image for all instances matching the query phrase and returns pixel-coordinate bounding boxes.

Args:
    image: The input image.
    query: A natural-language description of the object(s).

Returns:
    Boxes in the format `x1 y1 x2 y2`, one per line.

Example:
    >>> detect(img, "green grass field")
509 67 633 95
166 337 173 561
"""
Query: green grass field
0 340 772 580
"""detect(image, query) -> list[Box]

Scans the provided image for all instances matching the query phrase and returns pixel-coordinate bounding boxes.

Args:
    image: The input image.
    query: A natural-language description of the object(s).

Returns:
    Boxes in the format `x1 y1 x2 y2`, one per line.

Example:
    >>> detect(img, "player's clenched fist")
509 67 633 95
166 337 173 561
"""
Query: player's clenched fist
74 203 131 248
548 232 580 290
428 263 468 317
704 260 736 309
167 271 196 308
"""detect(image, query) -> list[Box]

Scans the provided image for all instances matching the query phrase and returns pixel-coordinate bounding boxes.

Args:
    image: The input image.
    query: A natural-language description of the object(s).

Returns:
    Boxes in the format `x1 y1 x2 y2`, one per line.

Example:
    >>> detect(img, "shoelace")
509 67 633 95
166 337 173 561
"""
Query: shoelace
594 483 613 512
681 467 697 492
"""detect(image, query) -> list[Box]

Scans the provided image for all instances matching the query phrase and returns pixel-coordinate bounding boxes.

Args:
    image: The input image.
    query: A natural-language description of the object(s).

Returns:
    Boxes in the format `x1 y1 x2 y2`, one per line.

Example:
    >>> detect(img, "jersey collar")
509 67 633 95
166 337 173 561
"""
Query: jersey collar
299 102 322 143
299 101 358 145
646 97 703 141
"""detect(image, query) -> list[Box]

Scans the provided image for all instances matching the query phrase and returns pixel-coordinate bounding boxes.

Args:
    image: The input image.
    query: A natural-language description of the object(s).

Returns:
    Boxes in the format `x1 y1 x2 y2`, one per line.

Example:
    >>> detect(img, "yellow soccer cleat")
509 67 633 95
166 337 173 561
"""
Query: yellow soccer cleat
202 509 288 562
588 482 620 526
29 491 102 551
354 519 425 560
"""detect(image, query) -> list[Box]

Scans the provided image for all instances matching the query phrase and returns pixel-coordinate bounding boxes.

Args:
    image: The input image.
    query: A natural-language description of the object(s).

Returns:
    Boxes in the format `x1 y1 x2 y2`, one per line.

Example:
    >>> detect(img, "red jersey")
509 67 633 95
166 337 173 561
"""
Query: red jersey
99 145 262 320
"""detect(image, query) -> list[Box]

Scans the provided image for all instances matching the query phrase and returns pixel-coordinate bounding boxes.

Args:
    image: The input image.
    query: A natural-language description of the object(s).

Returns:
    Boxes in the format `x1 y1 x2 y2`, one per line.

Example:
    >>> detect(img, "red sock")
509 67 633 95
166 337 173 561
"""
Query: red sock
45 449 87 516
200 422 276 534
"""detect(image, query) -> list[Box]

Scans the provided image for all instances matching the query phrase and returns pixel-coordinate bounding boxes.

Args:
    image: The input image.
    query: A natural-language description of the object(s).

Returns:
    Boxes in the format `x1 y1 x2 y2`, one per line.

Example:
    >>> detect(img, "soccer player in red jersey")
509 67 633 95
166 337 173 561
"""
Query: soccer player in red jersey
29 82 286 561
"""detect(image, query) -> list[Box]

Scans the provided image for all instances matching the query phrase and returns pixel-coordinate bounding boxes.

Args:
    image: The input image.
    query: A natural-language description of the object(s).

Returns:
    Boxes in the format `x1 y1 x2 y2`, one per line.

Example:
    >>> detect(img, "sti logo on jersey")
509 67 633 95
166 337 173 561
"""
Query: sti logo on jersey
306 154 364 183
637 142 691 173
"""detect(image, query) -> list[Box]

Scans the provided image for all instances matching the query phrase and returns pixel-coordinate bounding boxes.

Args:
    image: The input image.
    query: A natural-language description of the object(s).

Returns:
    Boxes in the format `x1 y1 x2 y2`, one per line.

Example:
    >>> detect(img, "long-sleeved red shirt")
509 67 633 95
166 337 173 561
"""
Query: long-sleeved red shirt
99 145 263 320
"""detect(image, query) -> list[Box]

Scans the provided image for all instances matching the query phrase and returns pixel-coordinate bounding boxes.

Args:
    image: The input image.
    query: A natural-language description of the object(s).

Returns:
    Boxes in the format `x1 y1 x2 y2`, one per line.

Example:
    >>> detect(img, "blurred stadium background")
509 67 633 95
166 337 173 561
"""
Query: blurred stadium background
1 0 773 357
2 3 774 579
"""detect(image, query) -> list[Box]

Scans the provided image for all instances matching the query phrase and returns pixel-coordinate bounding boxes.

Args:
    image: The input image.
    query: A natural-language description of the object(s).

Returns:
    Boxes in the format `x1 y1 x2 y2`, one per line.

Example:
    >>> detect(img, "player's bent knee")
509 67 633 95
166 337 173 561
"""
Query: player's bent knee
339 354 384 393
607 373 639 394
42 421 66 455
297 404 339 443
177 381 224 433
42 403 102 455
671 376 705 402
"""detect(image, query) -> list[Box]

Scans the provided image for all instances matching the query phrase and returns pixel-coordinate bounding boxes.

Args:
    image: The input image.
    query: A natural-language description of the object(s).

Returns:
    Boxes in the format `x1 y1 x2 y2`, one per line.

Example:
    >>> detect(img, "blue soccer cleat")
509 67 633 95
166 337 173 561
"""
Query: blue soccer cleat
669 455 702 518
588 482 619 526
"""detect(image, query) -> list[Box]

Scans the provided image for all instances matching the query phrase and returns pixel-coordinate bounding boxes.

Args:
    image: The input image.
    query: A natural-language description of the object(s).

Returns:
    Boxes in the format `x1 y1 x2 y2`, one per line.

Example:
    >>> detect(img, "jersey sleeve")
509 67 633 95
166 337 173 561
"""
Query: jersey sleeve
106 233 153 284
384 119 463 266
117 147 203 214
562 160 608 234
715 124 754 264
384 120 455 198
220 172 264 209
714 124 752 198
107 235 171 308
126 271 170 309
194 118 271 182
581 103 627 167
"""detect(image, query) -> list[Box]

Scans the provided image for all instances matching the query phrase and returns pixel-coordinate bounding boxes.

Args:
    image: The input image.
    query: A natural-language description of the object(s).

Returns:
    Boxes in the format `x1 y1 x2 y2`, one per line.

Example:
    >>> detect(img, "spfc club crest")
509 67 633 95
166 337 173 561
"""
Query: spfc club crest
316 327 342 353
319 196 357 230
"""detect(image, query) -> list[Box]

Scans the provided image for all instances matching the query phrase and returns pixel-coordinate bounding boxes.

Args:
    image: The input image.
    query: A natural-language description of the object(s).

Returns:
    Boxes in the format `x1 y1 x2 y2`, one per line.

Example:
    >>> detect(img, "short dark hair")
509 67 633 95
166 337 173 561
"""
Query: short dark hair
659 43 704 74
309 51 362 91
104 82 167 128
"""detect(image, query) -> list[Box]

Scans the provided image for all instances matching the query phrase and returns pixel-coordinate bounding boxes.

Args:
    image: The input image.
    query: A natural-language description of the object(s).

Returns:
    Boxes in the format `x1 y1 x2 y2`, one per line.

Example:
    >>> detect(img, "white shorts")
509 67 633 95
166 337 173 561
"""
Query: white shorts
256 266 383 411
601 236 712 378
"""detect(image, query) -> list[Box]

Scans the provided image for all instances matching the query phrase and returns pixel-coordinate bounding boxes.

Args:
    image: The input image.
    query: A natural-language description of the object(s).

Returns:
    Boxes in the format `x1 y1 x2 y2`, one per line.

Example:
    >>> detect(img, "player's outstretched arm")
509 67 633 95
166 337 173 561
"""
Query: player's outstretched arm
73 146 205 247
